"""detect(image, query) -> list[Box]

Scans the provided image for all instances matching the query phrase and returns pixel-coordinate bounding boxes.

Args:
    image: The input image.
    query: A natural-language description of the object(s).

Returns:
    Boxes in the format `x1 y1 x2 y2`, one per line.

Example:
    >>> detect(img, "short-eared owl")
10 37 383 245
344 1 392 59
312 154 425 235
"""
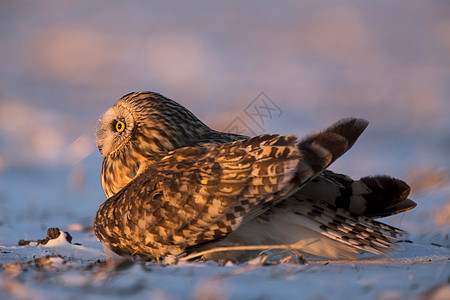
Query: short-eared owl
94 91 415 260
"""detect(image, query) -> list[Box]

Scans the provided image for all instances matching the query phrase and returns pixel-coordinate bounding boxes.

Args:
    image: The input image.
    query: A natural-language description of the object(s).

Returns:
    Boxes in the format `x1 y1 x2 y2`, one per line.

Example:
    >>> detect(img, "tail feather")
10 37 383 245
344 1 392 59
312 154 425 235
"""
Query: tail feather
291 197 405 256
297 170 416 218
358 175 416 218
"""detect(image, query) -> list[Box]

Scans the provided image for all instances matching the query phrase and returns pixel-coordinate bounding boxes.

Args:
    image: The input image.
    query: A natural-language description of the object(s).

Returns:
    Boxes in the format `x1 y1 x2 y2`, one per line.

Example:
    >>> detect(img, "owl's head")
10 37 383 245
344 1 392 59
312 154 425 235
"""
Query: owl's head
96 91 211 158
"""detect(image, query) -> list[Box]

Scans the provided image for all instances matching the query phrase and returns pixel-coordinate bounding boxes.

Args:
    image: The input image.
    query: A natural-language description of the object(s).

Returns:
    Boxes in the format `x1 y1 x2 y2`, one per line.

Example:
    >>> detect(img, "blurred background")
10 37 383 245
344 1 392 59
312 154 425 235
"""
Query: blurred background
0 0 449 245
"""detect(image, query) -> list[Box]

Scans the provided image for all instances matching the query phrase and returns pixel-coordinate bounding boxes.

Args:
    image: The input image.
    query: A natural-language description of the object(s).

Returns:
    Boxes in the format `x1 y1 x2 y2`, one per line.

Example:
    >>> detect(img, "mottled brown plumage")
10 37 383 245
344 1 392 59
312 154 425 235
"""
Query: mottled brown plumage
94 91 416 260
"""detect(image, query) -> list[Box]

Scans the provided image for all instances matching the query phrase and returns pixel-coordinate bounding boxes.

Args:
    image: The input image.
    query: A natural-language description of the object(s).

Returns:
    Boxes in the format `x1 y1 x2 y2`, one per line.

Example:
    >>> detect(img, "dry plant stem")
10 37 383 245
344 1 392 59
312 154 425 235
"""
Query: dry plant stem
178 241 319 262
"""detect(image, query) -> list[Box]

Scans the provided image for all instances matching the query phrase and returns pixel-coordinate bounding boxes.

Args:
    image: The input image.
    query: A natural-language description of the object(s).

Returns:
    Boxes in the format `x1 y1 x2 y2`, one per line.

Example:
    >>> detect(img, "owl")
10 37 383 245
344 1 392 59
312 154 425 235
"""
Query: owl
94 91 416 261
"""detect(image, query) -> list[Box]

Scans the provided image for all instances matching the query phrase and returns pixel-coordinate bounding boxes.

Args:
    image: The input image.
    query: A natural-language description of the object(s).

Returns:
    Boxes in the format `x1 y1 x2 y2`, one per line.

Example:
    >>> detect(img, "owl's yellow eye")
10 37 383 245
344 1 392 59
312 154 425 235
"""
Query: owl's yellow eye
115 121 126 132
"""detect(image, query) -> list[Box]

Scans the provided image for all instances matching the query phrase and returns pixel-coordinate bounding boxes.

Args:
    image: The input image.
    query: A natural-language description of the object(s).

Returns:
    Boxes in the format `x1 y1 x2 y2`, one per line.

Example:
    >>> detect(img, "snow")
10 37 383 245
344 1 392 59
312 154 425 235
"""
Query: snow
1 0 449 299
42 232 71 247
1 242 448 299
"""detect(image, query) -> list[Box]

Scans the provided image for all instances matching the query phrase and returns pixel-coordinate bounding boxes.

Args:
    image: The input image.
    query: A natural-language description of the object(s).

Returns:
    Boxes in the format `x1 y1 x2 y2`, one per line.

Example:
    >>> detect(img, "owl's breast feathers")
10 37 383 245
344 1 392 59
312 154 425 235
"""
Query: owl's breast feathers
94 118 378 258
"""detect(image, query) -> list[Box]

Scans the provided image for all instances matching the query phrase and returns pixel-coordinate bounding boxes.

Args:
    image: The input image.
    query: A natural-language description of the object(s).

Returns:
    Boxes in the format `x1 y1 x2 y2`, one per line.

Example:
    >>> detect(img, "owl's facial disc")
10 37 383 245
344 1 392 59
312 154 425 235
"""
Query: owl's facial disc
96 104 135 157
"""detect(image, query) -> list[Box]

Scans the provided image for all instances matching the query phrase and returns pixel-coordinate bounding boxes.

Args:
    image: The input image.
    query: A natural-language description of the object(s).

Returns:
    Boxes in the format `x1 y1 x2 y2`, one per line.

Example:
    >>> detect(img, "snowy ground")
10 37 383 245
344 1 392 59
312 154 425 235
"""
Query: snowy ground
0 232 449 300
1 1 449 299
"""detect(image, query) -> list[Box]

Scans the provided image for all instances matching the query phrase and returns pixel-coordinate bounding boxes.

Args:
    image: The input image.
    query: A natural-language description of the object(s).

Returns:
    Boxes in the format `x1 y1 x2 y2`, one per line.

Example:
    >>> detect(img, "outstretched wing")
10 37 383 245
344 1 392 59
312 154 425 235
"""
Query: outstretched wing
94 118 368 258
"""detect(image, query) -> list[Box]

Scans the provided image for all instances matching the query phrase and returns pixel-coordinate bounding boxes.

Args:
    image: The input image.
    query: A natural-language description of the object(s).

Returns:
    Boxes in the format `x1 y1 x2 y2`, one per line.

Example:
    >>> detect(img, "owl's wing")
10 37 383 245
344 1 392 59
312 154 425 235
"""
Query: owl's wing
297 170 416 218
94 118 368 258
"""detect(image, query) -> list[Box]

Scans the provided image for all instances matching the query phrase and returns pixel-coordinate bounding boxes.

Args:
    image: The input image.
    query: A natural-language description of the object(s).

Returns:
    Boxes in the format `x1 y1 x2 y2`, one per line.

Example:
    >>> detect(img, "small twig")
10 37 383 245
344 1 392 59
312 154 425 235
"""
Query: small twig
178 240 320 262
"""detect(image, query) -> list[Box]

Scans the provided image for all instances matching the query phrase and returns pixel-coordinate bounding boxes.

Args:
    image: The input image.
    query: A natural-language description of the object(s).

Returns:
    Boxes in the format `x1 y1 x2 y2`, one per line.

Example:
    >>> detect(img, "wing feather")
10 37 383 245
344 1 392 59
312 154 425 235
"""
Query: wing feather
94 118 368 258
